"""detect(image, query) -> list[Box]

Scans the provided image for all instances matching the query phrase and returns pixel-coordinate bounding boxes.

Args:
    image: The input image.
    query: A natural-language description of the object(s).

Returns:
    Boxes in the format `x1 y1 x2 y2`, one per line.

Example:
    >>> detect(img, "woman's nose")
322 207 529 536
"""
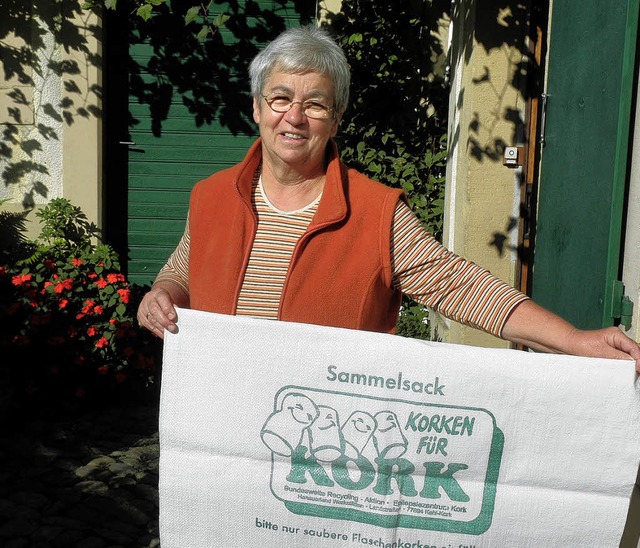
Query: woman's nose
284 101 306 124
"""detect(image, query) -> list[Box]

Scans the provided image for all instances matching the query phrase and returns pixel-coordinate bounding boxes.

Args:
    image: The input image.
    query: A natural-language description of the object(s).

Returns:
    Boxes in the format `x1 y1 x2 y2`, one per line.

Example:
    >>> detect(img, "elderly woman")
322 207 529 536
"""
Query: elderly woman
138 26 640 370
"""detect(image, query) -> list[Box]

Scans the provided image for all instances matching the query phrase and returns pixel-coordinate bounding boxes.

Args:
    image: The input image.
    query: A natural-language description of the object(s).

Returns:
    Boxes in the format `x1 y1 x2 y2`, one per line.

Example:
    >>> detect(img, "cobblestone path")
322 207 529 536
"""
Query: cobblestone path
0 404 160 548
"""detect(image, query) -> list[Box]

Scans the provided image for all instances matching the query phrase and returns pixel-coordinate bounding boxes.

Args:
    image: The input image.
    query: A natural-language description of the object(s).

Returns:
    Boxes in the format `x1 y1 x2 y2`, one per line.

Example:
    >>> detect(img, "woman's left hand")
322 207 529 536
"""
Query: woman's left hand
563 326 640 371
502 300 640 373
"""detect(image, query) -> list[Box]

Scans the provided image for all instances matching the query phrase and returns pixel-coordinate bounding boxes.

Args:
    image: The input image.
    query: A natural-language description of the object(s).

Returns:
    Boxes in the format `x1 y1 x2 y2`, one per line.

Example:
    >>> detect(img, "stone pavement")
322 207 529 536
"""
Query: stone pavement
0 403 161 548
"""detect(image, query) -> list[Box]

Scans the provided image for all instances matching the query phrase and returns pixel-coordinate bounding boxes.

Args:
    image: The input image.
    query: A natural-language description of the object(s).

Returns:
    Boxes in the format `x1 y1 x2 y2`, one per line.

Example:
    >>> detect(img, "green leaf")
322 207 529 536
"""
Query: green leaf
104 0 117 9
185 6 200 25
196 26 210 42
213 13 230 28
136 4 153 20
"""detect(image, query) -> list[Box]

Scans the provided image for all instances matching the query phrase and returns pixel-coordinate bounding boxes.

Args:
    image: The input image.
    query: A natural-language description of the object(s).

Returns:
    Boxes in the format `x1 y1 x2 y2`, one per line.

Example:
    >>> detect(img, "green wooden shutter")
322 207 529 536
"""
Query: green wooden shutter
126 1 313 284
531 0 639 328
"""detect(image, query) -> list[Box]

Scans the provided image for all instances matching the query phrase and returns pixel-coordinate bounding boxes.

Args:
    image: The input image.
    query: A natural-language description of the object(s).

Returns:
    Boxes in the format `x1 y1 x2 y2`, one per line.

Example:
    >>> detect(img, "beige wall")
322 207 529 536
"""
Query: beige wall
434 1 527 348
0 1 102 239
622 68 640 344
62 7 103 232
318 0 342 18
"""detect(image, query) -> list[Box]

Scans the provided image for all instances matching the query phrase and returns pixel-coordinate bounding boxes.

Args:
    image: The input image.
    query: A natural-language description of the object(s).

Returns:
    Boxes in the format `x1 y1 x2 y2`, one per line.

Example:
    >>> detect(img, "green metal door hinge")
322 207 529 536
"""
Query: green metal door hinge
611 280 634 330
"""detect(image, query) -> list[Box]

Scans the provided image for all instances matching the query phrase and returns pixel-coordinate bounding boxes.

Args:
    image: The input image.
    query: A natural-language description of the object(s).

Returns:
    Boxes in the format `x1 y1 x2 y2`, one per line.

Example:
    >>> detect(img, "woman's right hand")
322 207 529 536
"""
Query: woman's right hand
137 285 181 339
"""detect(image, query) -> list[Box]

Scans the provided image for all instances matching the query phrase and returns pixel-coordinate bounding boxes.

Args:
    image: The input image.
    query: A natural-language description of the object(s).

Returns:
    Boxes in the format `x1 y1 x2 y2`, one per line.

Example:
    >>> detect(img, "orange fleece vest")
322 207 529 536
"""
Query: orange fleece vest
188 139 406 333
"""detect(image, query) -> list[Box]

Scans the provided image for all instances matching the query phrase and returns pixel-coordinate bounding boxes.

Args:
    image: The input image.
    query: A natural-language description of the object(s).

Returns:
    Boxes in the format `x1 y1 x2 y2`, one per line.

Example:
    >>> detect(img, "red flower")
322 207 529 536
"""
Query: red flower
107 273 125 284
96 278 108 289
93 305 104 315
0 265 5 275
109 318 118 325
97 365 109 375
87 326 98 337
117 288 131 304
54 278 73 293
88 272 98 280
11 273 32 287
73 354 85 365
82 299 96 314
75 313 85 320
44 281 54 289
58 298 70 309
71 258 84 267
95 337 109 348
43 259 56 269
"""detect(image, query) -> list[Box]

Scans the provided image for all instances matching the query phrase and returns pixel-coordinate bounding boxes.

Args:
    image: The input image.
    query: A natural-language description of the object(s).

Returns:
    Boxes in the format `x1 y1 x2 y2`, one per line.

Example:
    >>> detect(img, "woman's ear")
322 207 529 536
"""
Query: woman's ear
252 97 261 124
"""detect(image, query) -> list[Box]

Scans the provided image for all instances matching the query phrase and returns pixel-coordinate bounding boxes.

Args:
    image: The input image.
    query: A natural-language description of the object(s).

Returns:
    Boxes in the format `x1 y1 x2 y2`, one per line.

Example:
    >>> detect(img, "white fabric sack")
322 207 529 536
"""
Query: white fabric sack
159 308 640 547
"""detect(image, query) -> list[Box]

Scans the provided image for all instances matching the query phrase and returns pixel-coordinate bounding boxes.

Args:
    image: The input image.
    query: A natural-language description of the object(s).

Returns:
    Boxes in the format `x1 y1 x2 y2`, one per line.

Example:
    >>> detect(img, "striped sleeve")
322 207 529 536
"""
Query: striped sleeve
391 200 529 338
154 212 190 296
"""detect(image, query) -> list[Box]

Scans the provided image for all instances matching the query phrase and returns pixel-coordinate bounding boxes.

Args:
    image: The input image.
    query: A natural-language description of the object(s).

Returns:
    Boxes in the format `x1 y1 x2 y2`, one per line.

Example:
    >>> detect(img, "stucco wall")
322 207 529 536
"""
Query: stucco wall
0 1 102 238
0 12 63 236
435 1 527 348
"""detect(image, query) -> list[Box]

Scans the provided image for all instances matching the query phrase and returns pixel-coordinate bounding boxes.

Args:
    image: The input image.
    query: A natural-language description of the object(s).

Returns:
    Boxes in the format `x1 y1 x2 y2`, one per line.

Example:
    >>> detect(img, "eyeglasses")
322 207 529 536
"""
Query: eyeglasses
262 93 334 119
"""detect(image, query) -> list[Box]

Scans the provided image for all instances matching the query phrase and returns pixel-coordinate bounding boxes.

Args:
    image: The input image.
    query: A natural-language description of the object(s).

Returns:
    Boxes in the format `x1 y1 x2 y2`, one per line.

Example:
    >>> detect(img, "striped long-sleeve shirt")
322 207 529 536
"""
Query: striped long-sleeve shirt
156 175 528 338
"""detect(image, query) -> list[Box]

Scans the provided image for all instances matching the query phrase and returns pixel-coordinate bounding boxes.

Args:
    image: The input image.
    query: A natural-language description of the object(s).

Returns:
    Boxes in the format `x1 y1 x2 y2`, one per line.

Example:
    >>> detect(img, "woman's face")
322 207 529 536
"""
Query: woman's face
253 70 341 175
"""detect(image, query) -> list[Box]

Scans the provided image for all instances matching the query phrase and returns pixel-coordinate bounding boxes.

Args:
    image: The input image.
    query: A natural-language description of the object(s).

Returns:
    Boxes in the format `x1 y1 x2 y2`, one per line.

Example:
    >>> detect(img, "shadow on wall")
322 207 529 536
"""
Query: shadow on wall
0 0 102 209
448 0 547 260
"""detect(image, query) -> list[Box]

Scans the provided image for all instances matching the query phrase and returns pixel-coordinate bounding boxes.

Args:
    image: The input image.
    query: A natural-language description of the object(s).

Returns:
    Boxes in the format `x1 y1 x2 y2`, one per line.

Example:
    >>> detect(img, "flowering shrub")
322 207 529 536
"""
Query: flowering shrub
0 199 161 410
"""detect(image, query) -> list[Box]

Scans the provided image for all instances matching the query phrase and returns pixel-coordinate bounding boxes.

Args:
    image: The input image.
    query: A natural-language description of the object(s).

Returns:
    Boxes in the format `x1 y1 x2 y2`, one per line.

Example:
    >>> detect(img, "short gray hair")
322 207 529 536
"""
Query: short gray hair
249 26 350 115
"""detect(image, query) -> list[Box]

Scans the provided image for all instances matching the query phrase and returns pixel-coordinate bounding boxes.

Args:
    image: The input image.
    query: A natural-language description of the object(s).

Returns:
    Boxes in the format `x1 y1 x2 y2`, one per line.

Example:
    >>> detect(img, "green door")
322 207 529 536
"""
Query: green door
531 0 639 328
117 1 314 285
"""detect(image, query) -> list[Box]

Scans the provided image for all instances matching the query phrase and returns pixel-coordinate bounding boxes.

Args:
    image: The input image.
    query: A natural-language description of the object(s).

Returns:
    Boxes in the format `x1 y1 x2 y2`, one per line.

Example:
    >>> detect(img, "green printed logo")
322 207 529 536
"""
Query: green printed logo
260 387 503 535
